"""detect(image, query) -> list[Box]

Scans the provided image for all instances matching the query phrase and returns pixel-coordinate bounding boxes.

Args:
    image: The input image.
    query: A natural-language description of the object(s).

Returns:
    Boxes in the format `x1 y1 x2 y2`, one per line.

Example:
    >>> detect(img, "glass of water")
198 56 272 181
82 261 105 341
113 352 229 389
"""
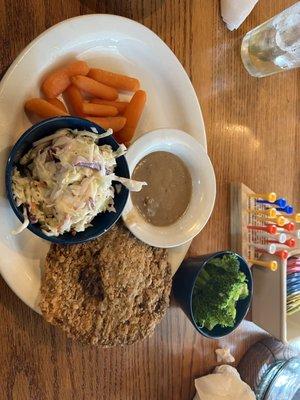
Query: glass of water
241 2 300 77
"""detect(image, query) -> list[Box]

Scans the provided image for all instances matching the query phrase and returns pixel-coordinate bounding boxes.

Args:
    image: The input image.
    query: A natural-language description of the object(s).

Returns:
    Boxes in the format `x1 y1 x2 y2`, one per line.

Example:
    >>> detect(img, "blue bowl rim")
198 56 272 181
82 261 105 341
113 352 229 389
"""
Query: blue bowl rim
5 116 129 244
189 250 253 339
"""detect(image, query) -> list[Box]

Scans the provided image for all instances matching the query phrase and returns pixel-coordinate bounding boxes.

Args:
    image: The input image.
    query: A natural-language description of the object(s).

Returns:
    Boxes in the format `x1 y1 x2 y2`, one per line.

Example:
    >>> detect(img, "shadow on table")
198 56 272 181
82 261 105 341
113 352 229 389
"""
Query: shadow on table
79 0 166 20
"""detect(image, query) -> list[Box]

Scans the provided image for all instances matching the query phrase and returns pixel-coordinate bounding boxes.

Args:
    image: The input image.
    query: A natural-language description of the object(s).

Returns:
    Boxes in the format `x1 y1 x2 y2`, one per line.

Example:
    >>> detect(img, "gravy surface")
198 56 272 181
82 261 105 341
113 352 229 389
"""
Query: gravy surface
131 151 192 226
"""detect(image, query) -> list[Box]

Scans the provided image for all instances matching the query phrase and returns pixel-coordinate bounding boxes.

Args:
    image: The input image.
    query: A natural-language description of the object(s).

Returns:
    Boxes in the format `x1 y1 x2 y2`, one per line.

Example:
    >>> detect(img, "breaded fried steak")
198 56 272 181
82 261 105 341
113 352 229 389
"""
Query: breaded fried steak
40 223 171 346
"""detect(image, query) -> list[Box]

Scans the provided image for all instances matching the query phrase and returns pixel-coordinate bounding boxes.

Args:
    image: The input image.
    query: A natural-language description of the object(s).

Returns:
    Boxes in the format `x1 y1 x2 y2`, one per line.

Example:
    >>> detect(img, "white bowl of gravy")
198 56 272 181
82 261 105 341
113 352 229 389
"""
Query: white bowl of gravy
122 129 216 248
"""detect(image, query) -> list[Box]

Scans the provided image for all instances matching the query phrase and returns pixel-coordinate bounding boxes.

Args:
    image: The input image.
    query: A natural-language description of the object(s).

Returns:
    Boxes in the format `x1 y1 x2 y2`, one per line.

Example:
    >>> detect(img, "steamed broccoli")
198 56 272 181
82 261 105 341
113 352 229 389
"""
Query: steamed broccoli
192 254 249 331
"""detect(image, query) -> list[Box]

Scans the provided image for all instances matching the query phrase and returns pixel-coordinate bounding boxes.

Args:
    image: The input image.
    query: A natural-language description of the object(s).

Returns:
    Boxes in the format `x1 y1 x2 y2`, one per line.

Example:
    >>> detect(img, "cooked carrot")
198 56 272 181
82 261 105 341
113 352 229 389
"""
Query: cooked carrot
115 90 146 144
25 98 69 118
88 68 140 92
41 60 89 98
65 60 90 76
82 103 118 117
90 98 128 114
71 75 118 101
86 116 127 132
64 85 84 115
47 98 67 112
42 70 70 98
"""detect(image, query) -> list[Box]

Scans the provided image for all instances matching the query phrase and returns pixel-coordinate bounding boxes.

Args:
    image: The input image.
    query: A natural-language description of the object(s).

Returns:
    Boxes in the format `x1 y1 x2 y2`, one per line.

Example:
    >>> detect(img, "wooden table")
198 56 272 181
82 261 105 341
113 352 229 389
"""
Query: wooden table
0 1 299 399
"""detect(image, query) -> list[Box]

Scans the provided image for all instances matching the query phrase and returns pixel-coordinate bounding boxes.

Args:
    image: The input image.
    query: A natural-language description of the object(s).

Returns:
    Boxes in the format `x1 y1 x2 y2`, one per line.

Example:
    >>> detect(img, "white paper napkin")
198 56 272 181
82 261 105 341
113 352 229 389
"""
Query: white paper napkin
221 0 259 30
193 365 256 400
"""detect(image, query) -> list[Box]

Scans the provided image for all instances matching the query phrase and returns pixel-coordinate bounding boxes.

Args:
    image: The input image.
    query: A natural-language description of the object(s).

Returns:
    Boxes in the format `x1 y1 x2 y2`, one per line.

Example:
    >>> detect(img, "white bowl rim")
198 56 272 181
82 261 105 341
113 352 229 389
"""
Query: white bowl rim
122 128 216 248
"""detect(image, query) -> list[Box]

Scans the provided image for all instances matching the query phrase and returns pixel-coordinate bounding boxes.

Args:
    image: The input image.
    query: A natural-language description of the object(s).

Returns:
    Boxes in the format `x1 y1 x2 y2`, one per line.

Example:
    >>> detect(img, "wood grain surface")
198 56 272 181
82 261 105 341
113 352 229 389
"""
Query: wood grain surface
0 1 299 399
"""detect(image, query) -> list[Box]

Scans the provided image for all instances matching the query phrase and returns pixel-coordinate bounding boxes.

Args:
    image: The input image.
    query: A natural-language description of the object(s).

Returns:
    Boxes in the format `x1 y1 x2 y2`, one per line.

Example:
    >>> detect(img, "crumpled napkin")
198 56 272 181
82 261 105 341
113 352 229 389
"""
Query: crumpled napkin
220 0 259 30
215 347 235 363
193 365 255 400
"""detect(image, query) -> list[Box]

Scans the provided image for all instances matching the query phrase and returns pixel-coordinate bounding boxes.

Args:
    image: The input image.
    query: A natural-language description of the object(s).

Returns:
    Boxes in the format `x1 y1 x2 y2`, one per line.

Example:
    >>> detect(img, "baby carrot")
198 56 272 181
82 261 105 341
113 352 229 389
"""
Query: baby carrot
86 116 127 132
25 98 69 118
65 60 89 76
42 70 70 98
88 68 140 92
71 75 118 101
64 85 84 116
47 98 67 113
41 60 89 98
115 90 146 144
90 98 128 114
82 102 118 117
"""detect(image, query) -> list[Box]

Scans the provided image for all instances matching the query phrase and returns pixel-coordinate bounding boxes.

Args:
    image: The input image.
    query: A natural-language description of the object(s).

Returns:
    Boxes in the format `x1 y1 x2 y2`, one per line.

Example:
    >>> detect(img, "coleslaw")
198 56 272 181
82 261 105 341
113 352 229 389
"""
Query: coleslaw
12 128 145 236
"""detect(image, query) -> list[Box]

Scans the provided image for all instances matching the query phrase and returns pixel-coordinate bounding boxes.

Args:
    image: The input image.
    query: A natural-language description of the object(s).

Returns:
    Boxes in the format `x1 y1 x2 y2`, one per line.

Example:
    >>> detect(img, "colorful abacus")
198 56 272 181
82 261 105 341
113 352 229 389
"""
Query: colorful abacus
230 183 299 272
230 183 300 338
246 191 299 270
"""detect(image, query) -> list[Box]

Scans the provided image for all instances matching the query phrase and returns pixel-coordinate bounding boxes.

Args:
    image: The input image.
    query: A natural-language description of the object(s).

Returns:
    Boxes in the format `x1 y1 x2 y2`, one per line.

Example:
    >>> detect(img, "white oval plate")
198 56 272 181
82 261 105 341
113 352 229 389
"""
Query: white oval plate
0 15 206 313
123 129 216 248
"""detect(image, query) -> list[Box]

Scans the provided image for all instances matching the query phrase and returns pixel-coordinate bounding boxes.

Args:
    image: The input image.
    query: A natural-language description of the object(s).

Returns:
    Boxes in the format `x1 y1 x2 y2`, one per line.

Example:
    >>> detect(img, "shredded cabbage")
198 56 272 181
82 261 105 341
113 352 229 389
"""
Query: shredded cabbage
11 207 30 235
109 175 147 192
12 128 145 236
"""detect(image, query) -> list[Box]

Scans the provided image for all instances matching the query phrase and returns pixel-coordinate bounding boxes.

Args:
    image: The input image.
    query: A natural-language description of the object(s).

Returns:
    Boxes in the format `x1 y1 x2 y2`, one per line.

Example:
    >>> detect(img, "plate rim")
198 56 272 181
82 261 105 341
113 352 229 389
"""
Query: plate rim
0 14 206 150
0 14 207 313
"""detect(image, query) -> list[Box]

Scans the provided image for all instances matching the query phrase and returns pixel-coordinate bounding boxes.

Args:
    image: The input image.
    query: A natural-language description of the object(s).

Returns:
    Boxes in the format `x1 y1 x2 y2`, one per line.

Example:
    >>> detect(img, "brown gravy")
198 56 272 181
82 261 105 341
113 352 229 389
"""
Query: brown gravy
131 151 192 226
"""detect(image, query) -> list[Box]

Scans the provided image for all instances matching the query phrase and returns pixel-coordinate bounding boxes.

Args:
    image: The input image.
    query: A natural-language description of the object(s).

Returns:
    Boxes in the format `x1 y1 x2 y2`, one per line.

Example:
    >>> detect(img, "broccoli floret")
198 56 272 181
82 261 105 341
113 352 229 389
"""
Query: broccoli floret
192 254 249 331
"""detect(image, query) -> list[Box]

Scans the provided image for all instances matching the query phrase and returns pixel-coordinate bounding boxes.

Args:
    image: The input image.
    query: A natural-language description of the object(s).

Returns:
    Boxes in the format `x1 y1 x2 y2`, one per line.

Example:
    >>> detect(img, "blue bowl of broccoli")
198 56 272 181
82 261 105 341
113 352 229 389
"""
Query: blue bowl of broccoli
173 251 253 338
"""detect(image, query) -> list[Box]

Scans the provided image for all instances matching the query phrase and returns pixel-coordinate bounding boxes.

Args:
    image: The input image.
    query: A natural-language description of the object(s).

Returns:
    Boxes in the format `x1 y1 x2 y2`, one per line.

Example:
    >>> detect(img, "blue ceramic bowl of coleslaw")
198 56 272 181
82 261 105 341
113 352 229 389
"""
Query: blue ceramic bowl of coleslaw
5 116 130 244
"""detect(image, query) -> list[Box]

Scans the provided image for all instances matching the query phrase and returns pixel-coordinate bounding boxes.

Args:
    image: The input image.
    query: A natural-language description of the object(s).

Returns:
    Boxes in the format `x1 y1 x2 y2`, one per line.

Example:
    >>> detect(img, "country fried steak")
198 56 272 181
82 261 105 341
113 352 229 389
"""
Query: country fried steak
40 223 172 346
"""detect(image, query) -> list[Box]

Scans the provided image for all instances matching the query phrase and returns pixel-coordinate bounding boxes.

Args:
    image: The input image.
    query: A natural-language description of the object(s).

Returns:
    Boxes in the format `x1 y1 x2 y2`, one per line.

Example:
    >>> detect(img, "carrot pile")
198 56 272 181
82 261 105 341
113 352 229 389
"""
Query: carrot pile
24 60 147 144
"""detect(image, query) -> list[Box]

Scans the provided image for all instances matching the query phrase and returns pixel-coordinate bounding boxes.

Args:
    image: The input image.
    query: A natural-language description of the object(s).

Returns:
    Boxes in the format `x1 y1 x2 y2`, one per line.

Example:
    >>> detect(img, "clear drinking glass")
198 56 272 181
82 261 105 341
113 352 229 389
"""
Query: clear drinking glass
241 2 300 77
